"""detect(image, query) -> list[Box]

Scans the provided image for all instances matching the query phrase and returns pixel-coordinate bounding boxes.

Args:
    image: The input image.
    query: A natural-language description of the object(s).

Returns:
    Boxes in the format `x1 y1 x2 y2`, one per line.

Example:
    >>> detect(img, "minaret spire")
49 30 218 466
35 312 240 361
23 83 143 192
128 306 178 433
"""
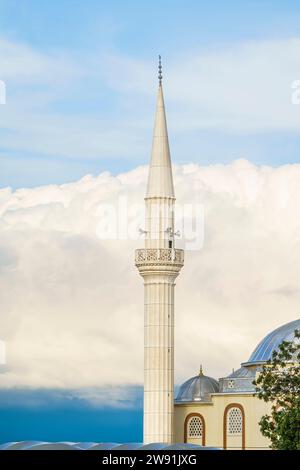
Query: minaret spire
135 58 184 444
146 56 174 199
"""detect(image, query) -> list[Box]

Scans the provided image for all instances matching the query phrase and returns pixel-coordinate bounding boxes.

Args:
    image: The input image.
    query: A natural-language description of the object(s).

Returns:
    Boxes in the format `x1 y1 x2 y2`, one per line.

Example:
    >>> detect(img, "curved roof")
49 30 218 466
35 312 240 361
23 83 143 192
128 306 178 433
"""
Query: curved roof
227 366 256 379
244 319 300 366
219 365 258 393
176 369 219 402
0 441 220 451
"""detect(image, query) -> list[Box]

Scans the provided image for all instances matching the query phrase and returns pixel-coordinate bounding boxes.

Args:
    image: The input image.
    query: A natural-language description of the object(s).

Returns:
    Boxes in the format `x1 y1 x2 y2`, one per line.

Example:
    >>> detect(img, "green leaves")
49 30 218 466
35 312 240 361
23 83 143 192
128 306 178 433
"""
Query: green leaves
253 329 300 449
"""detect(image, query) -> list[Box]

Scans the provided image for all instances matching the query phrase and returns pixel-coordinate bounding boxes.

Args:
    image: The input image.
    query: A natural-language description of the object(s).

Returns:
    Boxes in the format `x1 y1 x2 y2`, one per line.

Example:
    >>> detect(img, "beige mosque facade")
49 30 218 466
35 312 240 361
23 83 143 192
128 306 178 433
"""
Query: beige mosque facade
174 351 273 450
135 59 300 450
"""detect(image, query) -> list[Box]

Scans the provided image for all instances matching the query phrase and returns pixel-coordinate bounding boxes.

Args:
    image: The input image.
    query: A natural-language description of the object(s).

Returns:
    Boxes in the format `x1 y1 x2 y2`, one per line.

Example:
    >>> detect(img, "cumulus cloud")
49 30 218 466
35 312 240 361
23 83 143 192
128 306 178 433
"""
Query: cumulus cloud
0 160 299 396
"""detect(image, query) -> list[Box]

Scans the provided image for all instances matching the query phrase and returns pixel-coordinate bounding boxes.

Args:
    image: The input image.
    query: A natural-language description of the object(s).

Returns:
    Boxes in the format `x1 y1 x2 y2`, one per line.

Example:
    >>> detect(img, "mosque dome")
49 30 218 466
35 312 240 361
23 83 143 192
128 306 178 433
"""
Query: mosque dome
176 366 219 403
0 441 219 450
219 319 300 394
243 319 300 367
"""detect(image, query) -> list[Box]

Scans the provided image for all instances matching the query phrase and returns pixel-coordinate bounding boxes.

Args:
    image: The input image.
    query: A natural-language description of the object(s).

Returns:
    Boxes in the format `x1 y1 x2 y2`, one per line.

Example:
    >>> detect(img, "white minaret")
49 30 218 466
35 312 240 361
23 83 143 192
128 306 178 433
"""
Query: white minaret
135 57 184 444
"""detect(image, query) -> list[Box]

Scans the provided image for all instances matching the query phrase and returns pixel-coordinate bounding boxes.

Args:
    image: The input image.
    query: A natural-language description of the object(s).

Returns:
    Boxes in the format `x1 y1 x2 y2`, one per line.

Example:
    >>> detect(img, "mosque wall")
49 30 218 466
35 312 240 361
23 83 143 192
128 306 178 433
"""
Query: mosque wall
174 394 271 449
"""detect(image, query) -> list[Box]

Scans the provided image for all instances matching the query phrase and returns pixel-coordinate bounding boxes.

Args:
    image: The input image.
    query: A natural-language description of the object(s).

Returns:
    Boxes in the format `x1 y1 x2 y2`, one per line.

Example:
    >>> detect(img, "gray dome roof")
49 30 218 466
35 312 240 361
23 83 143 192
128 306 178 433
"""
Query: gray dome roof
176 368 219 402
244 319 300 366
227 366 256 379
219 365 258 393
0 441 220 451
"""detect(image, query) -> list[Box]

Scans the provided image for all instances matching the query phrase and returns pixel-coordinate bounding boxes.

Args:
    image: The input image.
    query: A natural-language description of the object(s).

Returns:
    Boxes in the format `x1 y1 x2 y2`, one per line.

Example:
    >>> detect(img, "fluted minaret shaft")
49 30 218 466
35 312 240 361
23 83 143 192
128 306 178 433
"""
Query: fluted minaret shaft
135 61 184 444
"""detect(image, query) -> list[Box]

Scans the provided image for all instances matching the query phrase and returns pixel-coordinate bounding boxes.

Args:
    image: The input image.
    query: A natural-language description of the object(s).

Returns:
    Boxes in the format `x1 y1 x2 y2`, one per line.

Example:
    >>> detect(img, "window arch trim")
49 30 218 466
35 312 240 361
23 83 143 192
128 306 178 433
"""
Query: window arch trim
184 413 206 446
223 403 245 450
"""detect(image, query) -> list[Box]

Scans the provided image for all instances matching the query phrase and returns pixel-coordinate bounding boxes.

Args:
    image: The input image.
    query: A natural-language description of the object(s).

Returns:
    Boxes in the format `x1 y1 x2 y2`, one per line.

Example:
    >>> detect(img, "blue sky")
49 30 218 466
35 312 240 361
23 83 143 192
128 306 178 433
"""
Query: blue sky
1 0 299 52
1 0 300 444
0 388 143 443
0 0 300 188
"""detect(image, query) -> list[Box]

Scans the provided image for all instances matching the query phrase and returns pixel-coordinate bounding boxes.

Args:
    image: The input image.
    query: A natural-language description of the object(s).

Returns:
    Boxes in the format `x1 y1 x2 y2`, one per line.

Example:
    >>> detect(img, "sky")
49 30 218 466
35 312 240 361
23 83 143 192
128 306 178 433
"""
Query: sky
1 0 300 188
0 0 300 443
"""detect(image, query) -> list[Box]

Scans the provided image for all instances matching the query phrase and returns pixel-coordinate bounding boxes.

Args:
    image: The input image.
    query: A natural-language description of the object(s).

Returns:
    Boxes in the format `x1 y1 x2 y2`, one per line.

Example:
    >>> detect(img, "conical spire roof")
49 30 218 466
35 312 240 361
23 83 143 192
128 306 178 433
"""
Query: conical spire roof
146 58 175 198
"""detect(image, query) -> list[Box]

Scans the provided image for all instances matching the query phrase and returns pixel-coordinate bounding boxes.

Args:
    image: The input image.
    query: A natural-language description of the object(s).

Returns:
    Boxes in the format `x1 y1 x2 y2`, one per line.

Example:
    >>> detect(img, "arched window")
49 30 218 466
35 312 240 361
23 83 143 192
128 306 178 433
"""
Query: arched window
223 404 245 449
188 416 203 438
227 407 243 435
184 413 205 445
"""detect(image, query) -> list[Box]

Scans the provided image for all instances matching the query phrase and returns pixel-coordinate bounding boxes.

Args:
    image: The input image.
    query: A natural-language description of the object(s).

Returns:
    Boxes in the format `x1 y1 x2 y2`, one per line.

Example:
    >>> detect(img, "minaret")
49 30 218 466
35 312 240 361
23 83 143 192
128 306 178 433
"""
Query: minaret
135 57 184 444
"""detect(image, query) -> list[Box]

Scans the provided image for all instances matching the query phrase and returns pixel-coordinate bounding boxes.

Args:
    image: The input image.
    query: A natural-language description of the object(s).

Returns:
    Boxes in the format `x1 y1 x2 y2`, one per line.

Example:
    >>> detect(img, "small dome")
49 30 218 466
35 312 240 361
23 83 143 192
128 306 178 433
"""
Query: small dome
176 367 219 402
244 319 300 366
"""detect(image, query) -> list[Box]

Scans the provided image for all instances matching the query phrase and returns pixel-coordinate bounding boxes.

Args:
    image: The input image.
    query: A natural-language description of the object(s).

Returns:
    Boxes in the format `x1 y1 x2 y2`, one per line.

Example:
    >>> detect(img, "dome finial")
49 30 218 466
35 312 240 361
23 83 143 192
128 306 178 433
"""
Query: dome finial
158 55 162 86
199 364 203 376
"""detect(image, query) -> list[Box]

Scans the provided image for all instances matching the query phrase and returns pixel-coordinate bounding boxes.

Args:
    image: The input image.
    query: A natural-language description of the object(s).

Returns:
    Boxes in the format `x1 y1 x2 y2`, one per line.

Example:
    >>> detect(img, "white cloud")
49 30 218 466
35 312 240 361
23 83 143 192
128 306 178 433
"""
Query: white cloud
0 160 299 394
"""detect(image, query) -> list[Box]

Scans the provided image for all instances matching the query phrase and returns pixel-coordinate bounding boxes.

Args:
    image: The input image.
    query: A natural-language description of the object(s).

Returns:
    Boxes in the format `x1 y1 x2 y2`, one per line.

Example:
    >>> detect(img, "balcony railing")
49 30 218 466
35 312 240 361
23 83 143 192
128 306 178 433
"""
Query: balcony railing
135 248 184 266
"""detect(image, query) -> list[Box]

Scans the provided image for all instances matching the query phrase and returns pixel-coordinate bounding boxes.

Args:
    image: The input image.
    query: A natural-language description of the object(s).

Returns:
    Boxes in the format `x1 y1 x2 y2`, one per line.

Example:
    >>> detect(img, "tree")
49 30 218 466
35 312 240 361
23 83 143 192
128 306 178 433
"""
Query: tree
253 329 300 450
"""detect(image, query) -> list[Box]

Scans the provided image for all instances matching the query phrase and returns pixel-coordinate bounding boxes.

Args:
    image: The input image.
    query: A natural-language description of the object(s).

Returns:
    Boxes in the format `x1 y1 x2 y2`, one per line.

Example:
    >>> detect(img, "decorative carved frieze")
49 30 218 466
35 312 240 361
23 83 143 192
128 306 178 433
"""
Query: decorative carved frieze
135 248 184 267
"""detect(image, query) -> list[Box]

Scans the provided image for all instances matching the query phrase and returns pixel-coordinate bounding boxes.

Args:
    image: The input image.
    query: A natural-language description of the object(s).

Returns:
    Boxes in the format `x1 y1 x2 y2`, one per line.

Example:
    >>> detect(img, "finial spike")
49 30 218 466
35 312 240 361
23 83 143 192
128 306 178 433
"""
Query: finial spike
199 364 203 376
158 55 162 85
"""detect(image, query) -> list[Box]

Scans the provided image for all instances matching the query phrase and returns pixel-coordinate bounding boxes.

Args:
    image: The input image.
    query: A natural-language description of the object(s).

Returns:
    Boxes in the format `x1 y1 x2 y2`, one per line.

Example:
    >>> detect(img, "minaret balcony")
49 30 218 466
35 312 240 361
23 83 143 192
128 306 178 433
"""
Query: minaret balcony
135 248 184 268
